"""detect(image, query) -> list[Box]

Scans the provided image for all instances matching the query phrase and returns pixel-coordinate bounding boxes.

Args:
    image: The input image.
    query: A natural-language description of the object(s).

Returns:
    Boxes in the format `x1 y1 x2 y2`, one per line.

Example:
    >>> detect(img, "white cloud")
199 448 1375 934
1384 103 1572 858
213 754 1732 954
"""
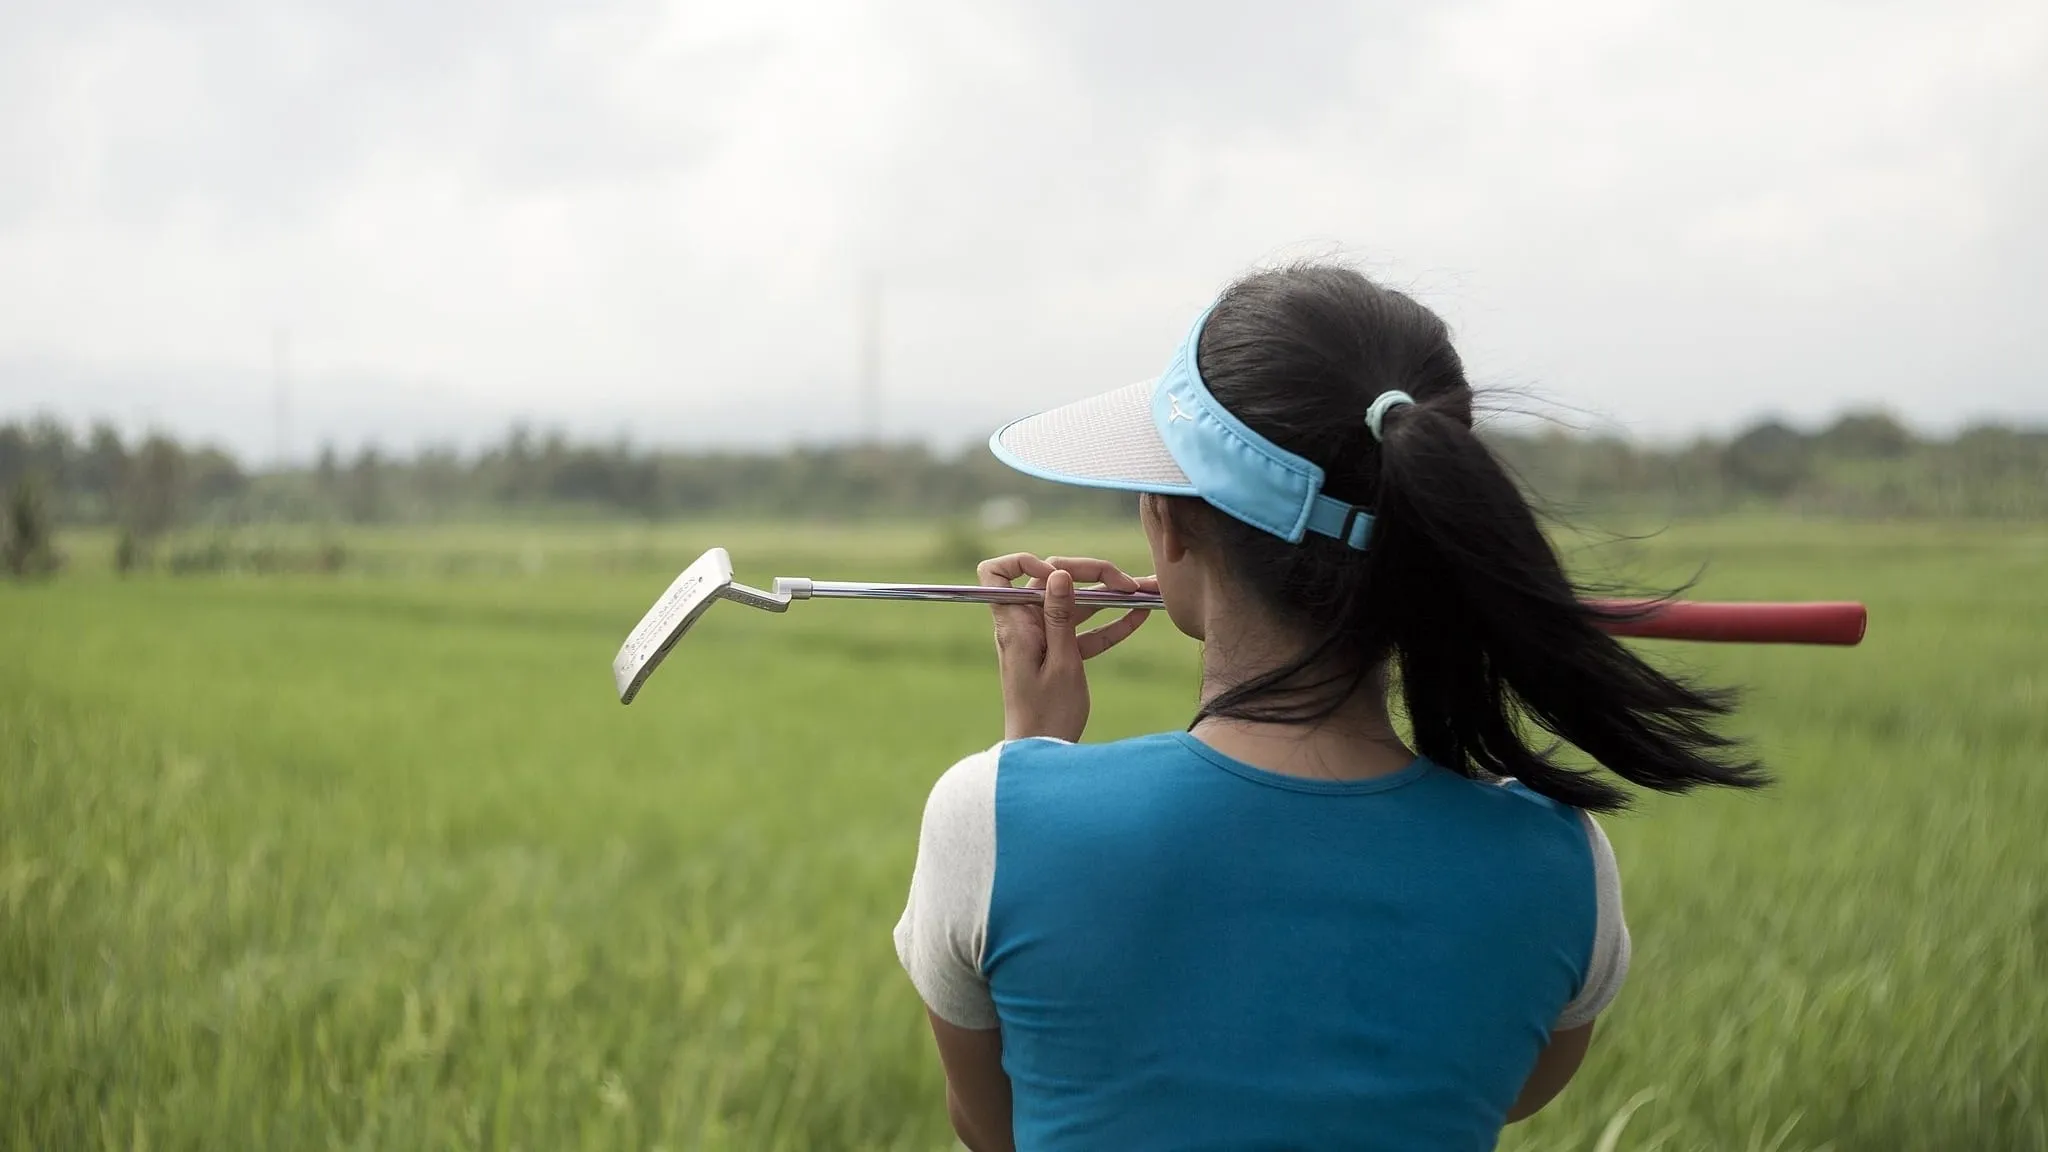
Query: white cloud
1 0 2043 459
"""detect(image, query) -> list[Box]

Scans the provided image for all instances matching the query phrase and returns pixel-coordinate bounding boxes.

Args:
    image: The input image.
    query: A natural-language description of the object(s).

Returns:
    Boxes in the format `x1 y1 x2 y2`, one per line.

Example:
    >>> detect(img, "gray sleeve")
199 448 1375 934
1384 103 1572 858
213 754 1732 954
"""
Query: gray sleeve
1555 811 1631 1031
893 744 1002 1030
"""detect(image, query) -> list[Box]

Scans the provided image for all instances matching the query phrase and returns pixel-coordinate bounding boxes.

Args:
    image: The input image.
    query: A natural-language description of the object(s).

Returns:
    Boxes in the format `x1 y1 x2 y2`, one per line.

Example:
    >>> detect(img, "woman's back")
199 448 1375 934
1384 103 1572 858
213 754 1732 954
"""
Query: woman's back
891 262 1761 1149
897 733 1628 1151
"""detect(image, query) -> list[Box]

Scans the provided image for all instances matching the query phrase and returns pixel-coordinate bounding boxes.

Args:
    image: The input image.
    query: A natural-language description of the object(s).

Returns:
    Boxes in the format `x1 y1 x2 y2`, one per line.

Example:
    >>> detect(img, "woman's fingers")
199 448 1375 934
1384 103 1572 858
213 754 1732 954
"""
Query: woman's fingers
1044 555 1141 593
981 554 1158 650
1039 569 1082 670
1077 608 1150 660
980 553 1052 654
1043 556 1147 627
978 553 1054 586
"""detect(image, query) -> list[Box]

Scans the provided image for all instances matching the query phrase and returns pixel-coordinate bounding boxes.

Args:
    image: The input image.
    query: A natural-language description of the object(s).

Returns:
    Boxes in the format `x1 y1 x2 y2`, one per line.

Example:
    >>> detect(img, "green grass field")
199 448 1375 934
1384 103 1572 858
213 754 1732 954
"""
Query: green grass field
3 516 2044 1151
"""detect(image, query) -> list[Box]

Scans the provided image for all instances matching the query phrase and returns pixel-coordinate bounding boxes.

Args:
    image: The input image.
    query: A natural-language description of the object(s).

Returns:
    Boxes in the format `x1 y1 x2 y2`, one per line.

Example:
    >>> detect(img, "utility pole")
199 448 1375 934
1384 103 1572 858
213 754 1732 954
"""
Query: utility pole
859 273 882 446
273 327 291 471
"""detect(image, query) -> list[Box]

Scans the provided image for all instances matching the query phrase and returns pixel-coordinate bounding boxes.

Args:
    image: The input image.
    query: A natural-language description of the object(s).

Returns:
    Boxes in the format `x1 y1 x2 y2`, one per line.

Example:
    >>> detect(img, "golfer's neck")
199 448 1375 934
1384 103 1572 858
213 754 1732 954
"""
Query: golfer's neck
1191 637 1413 783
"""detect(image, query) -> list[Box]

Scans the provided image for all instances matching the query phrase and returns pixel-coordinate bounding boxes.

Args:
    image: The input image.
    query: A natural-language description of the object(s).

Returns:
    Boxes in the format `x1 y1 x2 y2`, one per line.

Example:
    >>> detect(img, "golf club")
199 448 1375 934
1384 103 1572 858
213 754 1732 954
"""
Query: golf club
612 548 1869 704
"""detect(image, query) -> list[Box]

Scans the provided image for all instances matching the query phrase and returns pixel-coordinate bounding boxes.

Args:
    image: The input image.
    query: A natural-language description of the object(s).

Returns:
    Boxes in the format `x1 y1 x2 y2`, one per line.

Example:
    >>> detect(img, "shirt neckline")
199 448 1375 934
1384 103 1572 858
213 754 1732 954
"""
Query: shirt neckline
1167 730 1437 796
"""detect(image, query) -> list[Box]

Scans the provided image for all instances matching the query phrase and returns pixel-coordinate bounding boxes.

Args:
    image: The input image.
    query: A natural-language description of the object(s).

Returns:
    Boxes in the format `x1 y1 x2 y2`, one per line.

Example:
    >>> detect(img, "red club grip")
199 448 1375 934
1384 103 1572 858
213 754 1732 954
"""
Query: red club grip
1588 600 1868 646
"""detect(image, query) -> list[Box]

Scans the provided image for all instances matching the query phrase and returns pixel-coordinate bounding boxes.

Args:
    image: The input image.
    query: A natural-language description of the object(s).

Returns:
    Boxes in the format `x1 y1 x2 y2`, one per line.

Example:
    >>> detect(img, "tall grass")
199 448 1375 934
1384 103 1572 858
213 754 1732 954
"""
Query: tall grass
3 517 2043 1150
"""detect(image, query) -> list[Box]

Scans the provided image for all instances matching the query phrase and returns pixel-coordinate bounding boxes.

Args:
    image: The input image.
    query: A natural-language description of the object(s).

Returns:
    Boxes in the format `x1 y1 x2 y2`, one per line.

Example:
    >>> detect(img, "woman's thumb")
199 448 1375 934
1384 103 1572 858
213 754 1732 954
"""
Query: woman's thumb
1041 568 1080 664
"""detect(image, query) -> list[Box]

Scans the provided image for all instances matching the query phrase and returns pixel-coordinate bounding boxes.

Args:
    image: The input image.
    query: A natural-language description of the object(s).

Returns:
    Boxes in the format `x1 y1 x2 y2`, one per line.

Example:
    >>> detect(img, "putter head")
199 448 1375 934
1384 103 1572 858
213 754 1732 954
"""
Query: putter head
613 547 795 705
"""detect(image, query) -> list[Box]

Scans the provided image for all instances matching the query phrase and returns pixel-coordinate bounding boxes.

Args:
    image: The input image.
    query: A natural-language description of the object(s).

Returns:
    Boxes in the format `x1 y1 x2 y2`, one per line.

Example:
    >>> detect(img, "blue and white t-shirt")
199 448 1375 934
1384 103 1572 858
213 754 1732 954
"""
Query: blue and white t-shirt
894 732 1630 1151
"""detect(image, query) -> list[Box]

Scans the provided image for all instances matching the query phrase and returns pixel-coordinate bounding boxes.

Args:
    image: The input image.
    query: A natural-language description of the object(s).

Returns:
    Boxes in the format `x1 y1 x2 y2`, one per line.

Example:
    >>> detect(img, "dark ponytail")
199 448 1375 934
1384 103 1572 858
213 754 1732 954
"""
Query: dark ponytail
1180 262 1767 812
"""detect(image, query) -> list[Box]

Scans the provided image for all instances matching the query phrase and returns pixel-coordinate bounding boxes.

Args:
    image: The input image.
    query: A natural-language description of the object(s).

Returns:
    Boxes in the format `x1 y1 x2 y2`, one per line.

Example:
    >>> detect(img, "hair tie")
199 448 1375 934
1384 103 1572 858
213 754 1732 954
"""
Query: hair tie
1365 391 1415 442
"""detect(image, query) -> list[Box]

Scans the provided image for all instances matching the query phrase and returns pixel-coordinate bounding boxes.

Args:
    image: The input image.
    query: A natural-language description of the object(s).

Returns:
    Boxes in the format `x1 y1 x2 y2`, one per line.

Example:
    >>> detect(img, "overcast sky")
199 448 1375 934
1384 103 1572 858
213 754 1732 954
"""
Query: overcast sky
3 0 2044 463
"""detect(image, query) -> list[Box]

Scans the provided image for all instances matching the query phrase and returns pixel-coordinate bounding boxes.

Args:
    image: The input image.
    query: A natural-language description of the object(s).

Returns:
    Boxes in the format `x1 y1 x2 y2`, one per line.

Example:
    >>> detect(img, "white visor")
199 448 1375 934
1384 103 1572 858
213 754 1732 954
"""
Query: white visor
988 379 1197 496
985 305 1383 551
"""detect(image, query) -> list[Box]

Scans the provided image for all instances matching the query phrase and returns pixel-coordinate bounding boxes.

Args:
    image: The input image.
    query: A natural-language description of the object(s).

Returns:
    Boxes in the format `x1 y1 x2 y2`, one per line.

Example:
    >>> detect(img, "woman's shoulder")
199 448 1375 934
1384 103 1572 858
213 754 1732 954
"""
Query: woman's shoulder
1428 769 1618 870
920 732 1186 827
992 731 1183 766
923 732 1188 788
1449 768 1587 818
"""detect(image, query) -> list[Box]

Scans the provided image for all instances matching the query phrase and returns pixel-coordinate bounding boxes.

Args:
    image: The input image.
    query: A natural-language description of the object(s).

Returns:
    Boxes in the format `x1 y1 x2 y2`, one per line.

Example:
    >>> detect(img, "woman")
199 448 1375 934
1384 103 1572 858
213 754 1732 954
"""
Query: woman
892 262 1766 1150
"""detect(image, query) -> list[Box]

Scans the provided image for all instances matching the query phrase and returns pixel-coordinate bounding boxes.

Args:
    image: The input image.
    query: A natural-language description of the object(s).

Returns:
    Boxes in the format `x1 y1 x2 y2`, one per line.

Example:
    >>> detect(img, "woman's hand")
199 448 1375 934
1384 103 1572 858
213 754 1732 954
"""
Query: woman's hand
977 553 1156 743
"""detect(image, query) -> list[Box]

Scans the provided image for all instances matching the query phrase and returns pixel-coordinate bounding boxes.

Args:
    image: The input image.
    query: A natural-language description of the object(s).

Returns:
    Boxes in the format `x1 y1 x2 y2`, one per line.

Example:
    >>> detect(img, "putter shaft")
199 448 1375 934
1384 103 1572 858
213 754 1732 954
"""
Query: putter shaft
772 578 1868 646
614 548 1867 705
783 578 1166 608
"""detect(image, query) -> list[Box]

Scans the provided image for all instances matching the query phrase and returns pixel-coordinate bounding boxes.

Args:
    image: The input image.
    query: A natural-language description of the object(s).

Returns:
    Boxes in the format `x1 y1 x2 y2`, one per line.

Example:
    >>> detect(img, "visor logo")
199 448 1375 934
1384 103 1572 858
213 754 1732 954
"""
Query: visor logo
1168 394 1194 423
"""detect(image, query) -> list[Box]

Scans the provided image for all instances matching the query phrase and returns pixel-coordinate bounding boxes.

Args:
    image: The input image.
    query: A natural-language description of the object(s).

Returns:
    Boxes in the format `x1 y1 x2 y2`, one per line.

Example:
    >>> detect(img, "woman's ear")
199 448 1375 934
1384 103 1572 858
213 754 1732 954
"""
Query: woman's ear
1143 495 1193 564
1142 495 1206 642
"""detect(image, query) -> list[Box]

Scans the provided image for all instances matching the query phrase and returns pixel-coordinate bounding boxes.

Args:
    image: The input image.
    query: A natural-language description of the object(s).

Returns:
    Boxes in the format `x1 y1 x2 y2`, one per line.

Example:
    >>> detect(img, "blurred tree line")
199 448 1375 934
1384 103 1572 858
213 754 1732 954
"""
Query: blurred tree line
1 410 2043 558
1485 412 2046 519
